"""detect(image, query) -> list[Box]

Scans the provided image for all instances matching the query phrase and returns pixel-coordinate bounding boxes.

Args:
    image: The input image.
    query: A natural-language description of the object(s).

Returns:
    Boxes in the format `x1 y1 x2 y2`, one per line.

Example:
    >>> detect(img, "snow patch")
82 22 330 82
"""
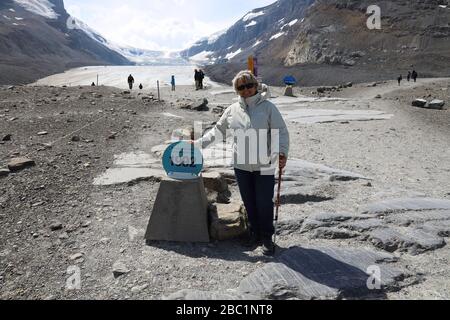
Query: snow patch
189 51 214 63
3 15 12 20
252 40 262 48
14 0 58 19
242 11 265 22
207 29 227 45
245 20 257 28
270 32 285 40
225 49 242 60
15 17 24 20
288 19 298 26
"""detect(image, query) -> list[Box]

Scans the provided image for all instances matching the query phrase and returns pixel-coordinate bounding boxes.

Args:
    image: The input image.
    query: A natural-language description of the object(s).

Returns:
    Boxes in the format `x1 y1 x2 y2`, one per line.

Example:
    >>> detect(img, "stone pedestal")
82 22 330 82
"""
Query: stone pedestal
284 85 294 97
145 177 210 243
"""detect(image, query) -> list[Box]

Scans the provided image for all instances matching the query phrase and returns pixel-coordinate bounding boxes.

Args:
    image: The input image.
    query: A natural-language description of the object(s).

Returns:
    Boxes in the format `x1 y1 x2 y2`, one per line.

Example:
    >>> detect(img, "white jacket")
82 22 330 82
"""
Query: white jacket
196 91 290 173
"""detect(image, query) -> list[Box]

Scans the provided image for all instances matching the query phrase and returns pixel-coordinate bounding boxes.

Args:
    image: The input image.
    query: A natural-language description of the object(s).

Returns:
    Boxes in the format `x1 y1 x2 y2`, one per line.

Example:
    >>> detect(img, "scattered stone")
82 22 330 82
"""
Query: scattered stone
81 221 91 228
343 59 356 67
37 131 48 136
0 169 10 177
32 202 45 208
428 99 445 110
412 99 427 107
375 94 382 99
131 284 149 293
49 221 63 231
112 261 130 278
7 158 35 172
71 136 81 142
2 134 11 141
69 253 83 261
59 232 69 240
193 98 209 111
108 132 118 140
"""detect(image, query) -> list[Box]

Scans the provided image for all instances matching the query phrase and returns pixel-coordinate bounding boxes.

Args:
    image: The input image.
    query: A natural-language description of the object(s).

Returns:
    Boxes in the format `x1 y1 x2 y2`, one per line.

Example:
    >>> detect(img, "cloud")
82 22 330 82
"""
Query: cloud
64 0 275 51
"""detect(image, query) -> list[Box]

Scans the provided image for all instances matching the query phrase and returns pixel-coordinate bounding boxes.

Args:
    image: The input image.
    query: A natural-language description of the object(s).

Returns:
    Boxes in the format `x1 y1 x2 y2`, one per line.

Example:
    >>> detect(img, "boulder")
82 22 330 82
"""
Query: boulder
192 98 209 111
0 168 10 177
112 261 130 278
7 158 35 172
428 99 445 110
202 172 228 193
412 99 427 107
209 202 246 241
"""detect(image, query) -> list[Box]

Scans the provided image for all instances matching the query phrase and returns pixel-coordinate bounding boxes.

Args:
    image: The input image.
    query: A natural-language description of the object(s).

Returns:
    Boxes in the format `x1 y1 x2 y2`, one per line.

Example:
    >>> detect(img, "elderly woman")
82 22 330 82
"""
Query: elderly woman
195 70 289 255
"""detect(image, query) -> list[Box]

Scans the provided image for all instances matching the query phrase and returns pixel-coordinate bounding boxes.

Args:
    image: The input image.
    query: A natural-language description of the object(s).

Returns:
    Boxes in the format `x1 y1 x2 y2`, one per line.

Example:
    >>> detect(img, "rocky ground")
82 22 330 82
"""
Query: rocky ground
0 78 449 300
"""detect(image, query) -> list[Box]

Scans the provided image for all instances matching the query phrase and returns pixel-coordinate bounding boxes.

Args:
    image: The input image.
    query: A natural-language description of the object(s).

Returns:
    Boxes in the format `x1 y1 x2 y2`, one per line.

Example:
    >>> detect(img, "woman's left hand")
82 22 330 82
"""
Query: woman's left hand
279 153 287 169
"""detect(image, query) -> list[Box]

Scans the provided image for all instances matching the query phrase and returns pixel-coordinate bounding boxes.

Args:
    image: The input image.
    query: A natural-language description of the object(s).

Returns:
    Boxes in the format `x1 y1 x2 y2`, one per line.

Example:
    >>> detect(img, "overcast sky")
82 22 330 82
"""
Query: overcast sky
64 0 276 51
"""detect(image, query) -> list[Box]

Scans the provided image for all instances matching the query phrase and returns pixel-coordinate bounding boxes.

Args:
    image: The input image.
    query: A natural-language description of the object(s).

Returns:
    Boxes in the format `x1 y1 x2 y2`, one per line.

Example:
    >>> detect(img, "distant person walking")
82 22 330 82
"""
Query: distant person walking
171 75 176 91
412 70 418 83
194 69 200 90
198 69 205 89
139 83 143 90
407 71 411 82
397 74 403 86
91 82 96 86
128 74 135 90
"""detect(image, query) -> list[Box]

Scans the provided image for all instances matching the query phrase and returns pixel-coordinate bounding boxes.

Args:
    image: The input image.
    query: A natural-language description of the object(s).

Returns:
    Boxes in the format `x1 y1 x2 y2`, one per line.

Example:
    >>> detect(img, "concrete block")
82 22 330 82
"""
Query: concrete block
145 177 210 242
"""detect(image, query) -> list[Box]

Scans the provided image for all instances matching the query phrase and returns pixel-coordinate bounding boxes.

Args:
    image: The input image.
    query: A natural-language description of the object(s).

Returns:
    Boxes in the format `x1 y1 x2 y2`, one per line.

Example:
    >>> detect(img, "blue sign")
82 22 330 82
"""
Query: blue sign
283 75 297 86
162 141 203 180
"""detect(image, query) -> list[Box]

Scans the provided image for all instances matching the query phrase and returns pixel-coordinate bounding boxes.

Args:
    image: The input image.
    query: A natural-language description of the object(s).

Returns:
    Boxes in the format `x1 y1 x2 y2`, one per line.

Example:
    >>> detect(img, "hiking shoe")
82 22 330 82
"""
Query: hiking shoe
262 237 275 256
241 231 261 248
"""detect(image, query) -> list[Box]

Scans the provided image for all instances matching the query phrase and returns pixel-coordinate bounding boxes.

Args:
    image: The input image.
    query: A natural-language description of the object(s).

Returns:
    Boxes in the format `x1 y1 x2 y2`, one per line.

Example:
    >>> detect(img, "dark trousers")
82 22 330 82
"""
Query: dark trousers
234 168 275 238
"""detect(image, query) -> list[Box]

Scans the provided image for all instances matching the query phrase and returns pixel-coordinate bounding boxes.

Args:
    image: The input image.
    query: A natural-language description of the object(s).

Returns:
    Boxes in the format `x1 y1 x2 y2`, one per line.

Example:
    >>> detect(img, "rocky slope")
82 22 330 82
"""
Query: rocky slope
183 0 450 86
0 0 131 85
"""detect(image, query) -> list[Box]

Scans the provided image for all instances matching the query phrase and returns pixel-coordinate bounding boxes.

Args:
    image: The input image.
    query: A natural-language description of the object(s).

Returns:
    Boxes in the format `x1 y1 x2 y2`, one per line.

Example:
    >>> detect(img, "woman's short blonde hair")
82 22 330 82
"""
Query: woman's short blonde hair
232 70 259 93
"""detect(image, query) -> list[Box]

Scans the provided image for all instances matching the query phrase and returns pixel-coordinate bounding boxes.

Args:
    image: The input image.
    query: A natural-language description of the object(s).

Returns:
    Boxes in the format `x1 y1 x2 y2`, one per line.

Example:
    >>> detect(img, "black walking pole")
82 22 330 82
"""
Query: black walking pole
273 161 283 251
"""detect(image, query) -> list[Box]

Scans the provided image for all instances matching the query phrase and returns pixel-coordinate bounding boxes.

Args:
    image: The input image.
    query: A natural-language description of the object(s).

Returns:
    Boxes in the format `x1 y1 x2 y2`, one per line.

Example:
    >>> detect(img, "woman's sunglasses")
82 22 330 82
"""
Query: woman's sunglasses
237 83 257 91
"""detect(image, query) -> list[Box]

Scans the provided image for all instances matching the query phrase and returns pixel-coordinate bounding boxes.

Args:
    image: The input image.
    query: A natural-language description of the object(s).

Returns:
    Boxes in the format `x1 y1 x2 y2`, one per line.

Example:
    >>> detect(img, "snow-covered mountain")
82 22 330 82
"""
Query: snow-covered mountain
66 15 188 66
0 0 189 84
180 0 315 65
185 0 450 86
0 0 132 85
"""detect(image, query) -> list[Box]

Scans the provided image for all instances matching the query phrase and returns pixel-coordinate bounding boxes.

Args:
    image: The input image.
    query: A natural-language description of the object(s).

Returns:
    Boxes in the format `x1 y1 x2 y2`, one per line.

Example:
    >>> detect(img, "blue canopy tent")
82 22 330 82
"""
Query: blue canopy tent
283 75 297 86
